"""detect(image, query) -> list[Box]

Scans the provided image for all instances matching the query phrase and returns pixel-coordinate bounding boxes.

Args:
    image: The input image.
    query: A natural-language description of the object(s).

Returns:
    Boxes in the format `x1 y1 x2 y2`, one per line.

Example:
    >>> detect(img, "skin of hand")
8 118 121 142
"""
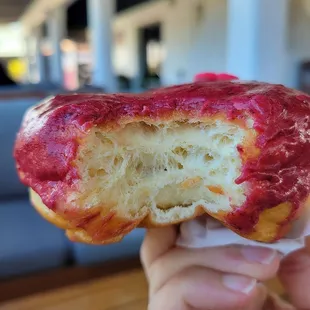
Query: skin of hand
140 226 281 310
278 237 310 309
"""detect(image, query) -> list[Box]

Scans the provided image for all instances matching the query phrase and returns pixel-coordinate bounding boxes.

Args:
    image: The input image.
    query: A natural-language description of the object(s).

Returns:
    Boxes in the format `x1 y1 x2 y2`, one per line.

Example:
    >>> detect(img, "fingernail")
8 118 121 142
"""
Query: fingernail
241 246 276 264
222 274 256 294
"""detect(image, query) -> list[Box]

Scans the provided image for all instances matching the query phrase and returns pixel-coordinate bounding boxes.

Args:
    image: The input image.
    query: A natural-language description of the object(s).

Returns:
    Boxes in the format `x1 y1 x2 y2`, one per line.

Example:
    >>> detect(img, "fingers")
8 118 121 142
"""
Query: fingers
147 245 280 294
141 227 280 309
140 226 178 277
148 266 267 310
278 244 310 309
262 289 295 310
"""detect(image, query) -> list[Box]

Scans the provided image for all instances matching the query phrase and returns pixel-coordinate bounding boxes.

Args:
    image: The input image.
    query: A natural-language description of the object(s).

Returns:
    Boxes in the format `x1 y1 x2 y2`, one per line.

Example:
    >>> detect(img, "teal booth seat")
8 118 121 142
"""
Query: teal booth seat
0 97 70 279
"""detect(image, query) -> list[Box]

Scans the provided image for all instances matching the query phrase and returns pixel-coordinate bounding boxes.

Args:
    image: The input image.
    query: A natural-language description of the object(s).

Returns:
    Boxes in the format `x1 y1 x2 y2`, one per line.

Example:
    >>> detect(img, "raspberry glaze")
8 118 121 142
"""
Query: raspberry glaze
14 81 310 240
194 72 238 82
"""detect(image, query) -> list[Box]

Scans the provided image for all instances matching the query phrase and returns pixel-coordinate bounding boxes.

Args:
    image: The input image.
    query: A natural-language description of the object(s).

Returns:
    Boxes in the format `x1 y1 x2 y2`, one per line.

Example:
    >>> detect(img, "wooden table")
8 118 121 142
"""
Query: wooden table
0 261 285 310
0 269 148 310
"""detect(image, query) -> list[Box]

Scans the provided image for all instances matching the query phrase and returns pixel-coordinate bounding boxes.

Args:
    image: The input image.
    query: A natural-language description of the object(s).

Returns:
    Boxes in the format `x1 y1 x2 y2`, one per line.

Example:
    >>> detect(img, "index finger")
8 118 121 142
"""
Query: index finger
140 226 178 274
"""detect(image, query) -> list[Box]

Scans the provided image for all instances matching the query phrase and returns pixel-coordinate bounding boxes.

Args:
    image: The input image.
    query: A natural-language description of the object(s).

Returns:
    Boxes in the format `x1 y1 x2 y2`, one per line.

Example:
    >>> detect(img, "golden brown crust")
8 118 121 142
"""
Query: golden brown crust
30 189 309 244
30 189 72 230
209 198 310 243
30 189 146 244
30 189 205 244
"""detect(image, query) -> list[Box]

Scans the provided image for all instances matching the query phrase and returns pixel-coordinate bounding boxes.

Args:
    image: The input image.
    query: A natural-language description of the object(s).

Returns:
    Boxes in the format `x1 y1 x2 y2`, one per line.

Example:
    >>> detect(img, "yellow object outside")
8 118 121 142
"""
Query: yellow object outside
7 58 27 81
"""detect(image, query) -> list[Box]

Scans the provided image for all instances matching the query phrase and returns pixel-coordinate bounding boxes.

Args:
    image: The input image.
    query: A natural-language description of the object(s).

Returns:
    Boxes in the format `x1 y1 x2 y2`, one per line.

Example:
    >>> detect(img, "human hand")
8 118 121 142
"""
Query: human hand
141 226 281 310
278 237 310 309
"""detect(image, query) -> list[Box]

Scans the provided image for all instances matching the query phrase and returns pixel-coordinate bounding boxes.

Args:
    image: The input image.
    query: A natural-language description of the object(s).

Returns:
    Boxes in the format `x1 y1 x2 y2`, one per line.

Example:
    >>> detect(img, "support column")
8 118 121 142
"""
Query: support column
34 26 47 84
47 7 66 86
226 0 289 84
87 0 117 92
25 36 34 83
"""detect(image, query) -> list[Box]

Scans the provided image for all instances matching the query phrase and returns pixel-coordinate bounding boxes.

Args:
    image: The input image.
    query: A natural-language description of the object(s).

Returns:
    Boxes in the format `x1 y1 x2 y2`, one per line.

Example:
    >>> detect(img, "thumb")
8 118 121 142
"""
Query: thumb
278 238 310 309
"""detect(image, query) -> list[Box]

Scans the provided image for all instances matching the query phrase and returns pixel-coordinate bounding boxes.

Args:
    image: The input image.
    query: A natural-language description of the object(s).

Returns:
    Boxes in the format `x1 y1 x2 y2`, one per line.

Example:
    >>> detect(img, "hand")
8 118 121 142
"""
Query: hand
278 237 310 309
141 226 280 310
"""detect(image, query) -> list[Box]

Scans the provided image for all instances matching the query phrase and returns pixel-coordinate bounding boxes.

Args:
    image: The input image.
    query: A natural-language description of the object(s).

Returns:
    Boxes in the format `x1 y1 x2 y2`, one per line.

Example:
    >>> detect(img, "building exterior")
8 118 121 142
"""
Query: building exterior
19 0 310 90
113 0 310 89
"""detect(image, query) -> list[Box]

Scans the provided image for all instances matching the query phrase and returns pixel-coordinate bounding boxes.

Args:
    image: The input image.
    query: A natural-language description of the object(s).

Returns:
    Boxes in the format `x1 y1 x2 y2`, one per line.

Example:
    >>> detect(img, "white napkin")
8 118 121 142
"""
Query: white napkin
176 206 310 256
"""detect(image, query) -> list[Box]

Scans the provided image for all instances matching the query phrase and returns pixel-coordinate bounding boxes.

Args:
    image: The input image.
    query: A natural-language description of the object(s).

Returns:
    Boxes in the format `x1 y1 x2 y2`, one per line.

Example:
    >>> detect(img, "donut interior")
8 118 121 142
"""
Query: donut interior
71 120 248 223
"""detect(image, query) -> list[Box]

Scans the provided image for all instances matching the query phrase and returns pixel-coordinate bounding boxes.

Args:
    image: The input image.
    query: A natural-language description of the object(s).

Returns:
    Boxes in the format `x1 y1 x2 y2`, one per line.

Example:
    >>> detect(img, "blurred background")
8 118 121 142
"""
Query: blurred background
0 0 306 308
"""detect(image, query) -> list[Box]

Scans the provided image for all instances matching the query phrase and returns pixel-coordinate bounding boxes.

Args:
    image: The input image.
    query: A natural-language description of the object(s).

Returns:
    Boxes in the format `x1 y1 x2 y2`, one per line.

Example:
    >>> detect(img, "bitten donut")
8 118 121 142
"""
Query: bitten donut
14 81 310 244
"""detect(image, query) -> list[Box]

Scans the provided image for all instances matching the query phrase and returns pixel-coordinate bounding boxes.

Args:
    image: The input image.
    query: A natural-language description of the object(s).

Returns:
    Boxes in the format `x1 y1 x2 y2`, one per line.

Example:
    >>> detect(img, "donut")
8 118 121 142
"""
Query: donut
14 81 310 244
